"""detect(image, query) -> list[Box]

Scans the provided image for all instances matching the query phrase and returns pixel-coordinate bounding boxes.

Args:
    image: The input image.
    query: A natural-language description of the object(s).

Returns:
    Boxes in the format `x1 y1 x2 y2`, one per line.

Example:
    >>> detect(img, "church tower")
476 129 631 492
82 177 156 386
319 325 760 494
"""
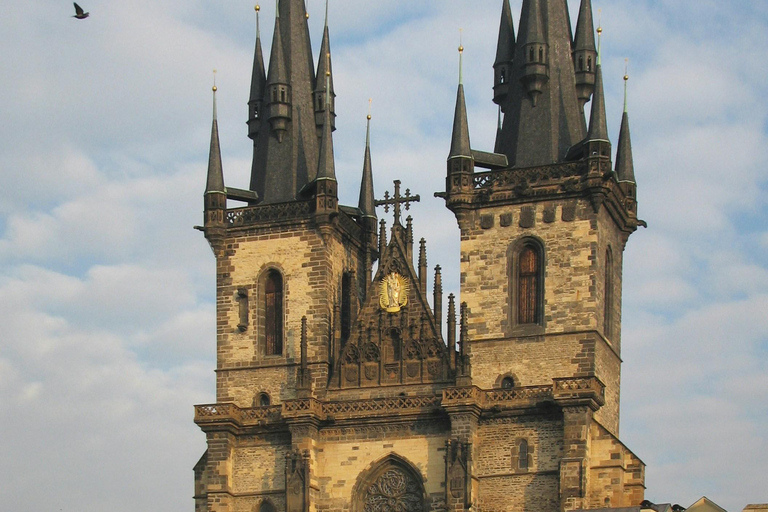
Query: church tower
195 2 646 512
440 0 645 509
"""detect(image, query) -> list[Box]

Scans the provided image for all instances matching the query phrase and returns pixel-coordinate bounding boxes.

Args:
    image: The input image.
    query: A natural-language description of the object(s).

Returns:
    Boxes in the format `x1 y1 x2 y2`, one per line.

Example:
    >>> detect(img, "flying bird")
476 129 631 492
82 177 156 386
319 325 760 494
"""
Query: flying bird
72 2 89 19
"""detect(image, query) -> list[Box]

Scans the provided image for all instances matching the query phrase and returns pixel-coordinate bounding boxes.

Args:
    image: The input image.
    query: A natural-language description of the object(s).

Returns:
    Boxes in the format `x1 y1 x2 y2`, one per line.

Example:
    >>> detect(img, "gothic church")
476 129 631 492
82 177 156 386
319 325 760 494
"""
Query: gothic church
195 1 644 511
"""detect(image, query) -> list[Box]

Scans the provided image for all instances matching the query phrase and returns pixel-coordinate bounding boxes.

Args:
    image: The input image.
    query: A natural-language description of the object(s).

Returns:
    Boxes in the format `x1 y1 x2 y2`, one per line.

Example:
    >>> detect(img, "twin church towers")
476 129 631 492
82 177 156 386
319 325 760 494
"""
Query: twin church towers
195 1 645 512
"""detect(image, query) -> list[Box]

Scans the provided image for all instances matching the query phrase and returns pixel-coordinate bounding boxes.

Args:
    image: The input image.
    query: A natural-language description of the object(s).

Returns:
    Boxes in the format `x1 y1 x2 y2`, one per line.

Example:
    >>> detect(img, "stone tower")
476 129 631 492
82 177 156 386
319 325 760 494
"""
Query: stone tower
194 1 645 512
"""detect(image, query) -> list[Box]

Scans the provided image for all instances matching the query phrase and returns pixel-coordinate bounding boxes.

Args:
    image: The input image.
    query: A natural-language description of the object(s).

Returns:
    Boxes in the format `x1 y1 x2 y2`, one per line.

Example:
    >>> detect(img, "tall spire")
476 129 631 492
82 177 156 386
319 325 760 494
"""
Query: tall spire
449 43 472 161
358 104 376 219
572 0 598 109
493 0 516 109
264 8 291 141
206 79 225 195
494 0 585 167
314 0 336 134
249 0 321 204
316 107 336 181
586 25 609 143
616 66 635 183
248 5 267 140
519 0 549 106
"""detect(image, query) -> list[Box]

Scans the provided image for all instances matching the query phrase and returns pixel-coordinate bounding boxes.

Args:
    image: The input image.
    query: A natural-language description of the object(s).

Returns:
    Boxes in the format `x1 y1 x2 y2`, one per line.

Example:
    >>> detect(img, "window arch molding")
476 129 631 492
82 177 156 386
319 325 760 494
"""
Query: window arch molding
494 373 519 390
506 236 546 334
352 454 427 512
257 264 286 358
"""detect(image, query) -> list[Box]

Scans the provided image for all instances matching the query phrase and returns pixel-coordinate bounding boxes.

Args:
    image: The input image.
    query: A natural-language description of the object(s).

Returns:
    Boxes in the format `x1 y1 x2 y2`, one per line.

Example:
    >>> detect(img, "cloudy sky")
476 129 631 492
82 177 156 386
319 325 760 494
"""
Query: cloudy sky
1 1 766 511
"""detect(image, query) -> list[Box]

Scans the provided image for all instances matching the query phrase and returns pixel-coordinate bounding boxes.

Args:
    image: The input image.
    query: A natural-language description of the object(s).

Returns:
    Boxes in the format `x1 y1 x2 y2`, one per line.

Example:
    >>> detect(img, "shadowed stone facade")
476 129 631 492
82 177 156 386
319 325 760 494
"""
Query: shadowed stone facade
195 1 645 511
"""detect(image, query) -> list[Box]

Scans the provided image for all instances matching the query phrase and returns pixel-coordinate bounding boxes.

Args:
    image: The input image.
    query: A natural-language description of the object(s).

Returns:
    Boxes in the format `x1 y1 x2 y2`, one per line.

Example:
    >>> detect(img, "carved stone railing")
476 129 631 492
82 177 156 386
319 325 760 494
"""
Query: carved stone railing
323 395 442 419
282 398 324 419
484 385 552 404
553 377 605 405
195 403 241 423
240 405 283 423
195 403 283 426
472 162 586 191
226 200 312 227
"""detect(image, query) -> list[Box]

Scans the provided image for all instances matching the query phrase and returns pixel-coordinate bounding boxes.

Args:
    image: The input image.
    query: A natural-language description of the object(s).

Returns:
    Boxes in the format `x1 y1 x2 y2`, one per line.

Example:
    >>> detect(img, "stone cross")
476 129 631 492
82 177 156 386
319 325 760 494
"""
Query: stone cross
375 180 420 225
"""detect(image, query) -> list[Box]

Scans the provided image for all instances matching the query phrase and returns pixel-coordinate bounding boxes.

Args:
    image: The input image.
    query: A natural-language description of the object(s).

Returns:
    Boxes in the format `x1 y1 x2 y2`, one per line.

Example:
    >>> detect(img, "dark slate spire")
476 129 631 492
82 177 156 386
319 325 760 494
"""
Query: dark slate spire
449 46 472 160
316 107 336 181
586 61 609 142
264 9 291 141
249 0 321 204
616 72 635 183
204 82 227 237
314 1 336 134
519 0 549 105
572 0 598 109
449 84 472 159
248 5 267 140
495 0 585 167
206 84 225 194
493 0 516 107
358 111 376 219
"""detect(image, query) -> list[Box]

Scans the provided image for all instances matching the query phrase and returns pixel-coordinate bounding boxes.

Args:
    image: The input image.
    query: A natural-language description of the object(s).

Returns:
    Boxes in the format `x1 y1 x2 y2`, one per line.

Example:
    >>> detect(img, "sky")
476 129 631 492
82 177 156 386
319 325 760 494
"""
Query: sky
1 1 766 511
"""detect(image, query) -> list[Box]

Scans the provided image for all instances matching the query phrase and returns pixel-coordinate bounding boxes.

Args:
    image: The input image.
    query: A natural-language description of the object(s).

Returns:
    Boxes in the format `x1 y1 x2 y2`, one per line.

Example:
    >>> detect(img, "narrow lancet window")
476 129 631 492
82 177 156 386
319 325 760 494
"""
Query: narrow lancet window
237 288 249 332
518 245 541 324
518 439 529 470
265 270 283 356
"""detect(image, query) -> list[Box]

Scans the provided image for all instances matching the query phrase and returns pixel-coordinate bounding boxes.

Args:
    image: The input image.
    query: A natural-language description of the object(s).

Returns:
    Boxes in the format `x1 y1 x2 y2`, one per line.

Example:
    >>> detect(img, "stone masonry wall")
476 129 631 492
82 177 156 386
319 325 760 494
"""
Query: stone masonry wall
215 220 364 405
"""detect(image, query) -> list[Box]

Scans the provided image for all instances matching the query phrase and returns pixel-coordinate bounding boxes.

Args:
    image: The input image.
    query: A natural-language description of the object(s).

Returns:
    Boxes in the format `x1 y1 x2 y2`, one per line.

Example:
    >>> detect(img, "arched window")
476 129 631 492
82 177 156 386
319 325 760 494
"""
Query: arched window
501 376 515 389
264 270 283 356
259 393 271 407
518 439 529 470
604 248 614 339
518 244 541 325
353 455 426 512
578 55 584 71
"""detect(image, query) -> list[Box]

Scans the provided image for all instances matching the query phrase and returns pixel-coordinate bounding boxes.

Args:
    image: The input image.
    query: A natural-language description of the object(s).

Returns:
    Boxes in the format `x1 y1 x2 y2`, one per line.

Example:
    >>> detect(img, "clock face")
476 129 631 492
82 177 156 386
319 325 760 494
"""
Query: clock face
379 272 409 313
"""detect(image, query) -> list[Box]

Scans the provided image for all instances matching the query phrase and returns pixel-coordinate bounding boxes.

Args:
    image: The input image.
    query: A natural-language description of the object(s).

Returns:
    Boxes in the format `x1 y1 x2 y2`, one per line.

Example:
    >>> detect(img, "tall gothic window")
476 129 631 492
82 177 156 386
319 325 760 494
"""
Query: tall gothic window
264 270 283 356
518 244 541 325
517 439 529 470
604 248 614 339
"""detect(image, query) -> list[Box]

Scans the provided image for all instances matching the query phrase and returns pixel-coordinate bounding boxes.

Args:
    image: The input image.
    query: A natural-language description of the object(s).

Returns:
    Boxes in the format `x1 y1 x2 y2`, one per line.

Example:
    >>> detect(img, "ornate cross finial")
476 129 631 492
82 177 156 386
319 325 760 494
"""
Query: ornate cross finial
375 180 420 225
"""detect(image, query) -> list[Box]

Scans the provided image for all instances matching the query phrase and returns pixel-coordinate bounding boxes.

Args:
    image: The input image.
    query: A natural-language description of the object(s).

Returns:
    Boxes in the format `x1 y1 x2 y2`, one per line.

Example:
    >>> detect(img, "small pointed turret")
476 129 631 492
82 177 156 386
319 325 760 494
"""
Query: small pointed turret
493 0 516 108
206 84 225 196
572 0 598 109
448 44 473 169
519 0 549 106
265 8 292 142
586 62 609 143
248 5 267 139
358 111 376 220
313 102 338 220
314 1 336 135
205 82 227 233
616 69 635 184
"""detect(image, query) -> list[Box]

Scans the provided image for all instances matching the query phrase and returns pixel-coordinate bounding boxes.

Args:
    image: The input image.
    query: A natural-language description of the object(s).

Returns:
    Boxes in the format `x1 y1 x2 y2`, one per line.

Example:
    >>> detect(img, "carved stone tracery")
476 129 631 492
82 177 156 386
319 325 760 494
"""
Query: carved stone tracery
363 468 423 512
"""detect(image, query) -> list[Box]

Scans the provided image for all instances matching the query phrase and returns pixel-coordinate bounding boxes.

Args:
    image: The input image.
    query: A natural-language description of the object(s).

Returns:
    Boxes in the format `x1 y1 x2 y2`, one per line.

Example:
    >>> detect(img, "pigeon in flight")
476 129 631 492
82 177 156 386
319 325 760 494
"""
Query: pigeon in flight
72 2 89 19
